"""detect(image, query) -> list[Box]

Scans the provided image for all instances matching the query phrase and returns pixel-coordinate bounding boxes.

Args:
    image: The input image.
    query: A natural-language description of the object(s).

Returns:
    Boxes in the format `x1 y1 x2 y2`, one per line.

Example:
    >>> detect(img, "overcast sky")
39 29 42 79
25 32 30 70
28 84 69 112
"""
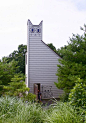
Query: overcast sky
0 0 86 59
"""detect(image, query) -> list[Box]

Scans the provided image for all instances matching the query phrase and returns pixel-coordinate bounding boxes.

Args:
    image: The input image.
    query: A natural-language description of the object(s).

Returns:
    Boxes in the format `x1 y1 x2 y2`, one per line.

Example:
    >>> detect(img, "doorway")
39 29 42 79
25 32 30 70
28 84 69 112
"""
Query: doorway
37 83 40 91
34 83 40 100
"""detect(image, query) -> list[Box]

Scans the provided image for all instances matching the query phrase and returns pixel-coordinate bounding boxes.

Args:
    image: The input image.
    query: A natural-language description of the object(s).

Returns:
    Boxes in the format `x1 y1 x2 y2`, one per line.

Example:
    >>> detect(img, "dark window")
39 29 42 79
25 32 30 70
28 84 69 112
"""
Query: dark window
38 29 39 32
32 29 34 32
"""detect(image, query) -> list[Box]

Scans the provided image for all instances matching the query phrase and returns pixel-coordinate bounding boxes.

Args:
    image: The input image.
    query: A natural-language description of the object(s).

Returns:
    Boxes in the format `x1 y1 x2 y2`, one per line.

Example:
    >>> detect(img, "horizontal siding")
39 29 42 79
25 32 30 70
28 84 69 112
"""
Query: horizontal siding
30 59 58 62
27 23 63 99
29 39 63 98
30 37 42 39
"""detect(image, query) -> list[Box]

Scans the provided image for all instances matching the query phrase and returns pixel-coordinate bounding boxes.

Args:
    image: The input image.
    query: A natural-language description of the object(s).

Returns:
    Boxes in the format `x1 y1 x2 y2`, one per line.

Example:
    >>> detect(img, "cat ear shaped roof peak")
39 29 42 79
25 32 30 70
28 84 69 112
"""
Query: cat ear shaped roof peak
27 19 43 26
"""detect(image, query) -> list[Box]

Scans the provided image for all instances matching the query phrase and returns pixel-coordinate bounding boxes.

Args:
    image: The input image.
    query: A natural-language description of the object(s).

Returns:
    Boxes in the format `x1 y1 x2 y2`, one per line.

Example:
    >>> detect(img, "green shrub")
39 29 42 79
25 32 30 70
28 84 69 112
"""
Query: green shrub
60 92 69 102
69 78 86 108
23 93 36 102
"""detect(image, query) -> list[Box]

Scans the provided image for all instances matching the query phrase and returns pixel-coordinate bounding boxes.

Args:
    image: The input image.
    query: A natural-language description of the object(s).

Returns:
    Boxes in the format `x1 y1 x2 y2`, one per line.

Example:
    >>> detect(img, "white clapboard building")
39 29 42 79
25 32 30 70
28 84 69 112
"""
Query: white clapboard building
25 20 63 99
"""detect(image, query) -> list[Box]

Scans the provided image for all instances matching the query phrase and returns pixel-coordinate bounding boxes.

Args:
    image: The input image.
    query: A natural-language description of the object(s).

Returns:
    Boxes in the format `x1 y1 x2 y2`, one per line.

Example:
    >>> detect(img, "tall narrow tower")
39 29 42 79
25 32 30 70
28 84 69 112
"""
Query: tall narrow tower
25 20 63 99
26 20 43 88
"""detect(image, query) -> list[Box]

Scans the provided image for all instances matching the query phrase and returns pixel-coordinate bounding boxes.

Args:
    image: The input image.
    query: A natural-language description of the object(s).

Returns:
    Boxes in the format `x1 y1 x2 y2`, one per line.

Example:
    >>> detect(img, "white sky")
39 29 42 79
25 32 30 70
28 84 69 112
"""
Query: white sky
0 0 86 59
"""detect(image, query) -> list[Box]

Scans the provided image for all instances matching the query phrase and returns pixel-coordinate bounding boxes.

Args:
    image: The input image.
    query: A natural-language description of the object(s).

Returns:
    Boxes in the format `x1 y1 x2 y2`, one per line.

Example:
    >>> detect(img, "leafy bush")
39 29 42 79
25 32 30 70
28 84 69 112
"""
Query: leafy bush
59 92 69 102
69 78 86 108
23 93 36 102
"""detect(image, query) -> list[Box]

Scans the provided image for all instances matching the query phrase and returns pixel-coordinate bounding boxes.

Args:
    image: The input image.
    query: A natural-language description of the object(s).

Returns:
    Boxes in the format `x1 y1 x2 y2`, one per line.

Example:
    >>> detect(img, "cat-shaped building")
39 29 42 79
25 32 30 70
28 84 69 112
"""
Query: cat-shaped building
25 20 63 99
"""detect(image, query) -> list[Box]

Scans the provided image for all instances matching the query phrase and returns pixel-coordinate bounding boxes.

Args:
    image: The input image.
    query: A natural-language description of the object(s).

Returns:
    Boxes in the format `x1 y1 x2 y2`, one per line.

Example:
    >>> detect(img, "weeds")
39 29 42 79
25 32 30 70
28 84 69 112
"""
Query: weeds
0 96 85 123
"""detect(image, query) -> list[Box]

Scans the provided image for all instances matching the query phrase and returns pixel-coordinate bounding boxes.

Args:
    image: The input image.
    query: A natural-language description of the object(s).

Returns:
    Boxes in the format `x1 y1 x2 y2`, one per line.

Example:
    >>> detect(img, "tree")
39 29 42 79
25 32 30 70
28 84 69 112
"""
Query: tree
17 44 27 74
56 45 68 58
0 59 18 96
55 27 86 94
3 73 36 101
47 43 66 57
3 73 29 97
47 43 57 53
4 44 27 74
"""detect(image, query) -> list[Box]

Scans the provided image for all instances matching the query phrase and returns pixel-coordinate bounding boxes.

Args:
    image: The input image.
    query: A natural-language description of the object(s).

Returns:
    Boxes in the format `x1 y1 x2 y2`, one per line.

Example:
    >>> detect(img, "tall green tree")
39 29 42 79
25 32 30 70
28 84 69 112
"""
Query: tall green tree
55 27 86 94
56 45 68 58
3 73 29 97
0 59 18 95
3 73 36 101
4 44 27 74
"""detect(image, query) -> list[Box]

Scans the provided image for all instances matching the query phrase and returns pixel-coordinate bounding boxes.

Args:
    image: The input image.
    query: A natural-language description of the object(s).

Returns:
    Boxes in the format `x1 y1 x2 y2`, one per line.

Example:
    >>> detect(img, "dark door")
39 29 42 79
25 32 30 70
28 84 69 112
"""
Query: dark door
34 84 38 100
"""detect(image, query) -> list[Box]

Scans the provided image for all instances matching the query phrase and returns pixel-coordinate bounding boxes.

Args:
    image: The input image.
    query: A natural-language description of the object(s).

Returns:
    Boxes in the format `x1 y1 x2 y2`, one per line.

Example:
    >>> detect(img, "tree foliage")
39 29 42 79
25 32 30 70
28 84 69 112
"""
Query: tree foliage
55 28 86 94
3 73 36 101
69 78 86 108
3 73 29 97
56 45 68 58
47 43 65 57
3 44 27 74
47 43 57 53
0 60 18 96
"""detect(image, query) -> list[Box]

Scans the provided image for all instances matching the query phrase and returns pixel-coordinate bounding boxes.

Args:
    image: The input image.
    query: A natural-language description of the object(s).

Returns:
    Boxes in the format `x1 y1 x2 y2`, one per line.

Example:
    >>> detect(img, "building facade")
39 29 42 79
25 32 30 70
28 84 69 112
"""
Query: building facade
25 20 63 99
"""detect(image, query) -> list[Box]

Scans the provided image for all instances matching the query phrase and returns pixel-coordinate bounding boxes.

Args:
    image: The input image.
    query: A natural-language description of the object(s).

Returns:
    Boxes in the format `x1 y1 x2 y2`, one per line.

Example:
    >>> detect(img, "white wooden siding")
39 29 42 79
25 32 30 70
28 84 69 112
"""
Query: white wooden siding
26 20 63 99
